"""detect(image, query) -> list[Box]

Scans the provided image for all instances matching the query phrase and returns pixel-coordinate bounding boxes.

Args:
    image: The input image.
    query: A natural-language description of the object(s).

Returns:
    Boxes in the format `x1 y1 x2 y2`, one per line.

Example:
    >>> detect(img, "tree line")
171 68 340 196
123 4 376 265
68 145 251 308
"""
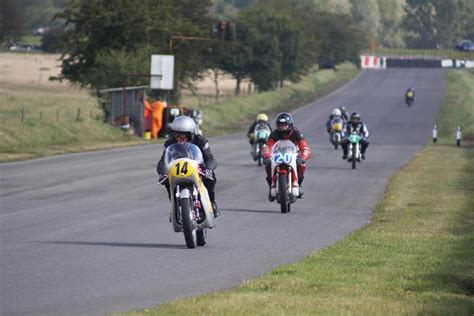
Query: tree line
52 0 367 103
1 0 473 106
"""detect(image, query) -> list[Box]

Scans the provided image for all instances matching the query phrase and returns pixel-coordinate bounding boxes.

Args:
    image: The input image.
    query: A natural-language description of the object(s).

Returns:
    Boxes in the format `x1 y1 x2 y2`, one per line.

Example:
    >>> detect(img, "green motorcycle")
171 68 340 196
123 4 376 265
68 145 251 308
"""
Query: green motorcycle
347 133 362 170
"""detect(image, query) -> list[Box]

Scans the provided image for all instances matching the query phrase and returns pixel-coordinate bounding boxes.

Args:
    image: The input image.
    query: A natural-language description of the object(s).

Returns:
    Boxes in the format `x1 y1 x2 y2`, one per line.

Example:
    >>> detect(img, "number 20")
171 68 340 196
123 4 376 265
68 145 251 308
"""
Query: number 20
275 153 292 164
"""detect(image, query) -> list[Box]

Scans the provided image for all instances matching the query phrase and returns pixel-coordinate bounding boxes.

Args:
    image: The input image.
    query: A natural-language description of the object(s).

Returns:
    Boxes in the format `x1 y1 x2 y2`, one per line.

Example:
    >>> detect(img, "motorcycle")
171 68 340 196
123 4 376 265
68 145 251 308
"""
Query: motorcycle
405 91 414 107
252 124 271 166
269 140 300 213
162 143 216 248
329 117 344 150
347 132 362 169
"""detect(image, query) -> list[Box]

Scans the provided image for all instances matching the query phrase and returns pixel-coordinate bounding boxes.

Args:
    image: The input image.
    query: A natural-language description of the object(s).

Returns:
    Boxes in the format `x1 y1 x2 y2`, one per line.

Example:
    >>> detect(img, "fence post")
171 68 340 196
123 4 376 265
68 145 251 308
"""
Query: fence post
76 107 81 122
432 123 438 143
39 112 43 121
56 109 60 122
456 125 462 147
21 107 25 122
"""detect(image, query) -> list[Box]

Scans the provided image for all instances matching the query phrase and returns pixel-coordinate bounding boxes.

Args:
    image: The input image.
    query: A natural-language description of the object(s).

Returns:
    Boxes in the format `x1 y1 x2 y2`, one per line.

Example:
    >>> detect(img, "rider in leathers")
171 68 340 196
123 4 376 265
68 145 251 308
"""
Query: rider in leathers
156 116 220 217
405 87 415 104
341 112 370 160
247 113 272 145
262 112 311 200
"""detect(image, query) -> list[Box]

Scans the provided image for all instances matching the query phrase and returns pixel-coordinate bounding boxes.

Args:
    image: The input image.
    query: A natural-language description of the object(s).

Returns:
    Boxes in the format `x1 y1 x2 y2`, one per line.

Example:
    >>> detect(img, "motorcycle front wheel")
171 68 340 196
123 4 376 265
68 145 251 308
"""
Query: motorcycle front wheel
180 197 197 248
278 173 290 213
352 145 357 169
257 143 263 166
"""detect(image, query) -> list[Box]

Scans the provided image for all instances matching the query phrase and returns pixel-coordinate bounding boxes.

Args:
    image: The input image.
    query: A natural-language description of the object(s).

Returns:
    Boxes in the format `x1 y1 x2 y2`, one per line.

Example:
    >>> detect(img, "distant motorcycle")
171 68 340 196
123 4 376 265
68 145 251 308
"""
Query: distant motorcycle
347 132 362 169
269 140 301 213
405 91 414 107
161 143 216 248
252 124 271 166
329 117 344 149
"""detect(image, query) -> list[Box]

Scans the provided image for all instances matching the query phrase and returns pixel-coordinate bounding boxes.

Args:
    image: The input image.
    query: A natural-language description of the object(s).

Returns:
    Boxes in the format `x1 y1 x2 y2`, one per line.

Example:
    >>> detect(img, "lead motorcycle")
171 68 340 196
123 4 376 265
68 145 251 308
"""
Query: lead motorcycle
405 91 414 107
329 117 344 149
161 143 216 248
269 140 300 213
252 124 271 166
347 132 362 169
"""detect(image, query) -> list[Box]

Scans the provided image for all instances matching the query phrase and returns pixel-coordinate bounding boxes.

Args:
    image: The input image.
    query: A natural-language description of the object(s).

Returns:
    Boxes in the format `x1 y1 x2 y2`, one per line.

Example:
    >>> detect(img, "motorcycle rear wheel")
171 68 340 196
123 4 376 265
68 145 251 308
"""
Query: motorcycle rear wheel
180 198 197 248
278 173 290 213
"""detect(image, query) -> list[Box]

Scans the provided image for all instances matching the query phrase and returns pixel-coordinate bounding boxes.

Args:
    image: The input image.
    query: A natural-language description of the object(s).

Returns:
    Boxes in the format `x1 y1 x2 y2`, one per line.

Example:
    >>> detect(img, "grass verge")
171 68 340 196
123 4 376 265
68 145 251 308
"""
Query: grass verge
0 82 150 162
110 70 474 315
0 63 358 162
366 48 474 60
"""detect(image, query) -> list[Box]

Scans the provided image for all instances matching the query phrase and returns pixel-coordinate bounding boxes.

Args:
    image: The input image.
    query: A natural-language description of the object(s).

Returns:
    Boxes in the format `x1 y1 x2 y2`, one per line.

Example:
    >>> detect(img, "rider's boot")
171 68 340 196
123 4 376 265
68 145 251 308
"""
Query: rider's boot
298 186 304 198
211 201 221 217
268 187 275 202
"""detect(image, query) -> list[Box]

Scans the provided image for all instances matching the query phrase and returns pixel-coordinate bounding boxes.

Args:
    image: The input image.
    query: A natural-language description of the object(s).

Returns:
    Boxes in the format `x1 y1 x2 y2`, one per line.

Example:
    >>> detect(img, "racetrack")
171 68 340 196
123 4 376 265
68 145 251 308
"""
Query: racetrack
0 69 446 316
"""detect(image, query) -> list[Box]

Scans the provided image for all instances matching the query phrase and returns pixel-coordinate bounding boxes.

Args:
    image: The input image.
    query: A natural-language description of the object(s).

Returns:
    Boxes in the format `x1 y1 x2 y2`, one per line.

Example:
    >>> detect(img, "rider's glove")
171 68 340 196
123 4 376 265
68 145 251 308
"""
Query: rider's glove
158 174 167 184
296 157 306 165
204 168 214 180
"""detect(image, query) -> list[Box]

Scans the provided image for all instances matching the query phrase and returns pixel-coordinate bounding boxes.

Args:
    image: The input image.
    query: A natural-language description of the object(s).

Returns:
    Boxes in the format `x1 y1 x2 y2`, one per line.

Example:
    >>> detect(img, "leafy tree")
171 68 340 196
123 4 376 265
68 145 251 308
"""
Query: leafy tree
257 0 316 83
459 0 474 40
1 0 26 44
377 0 405 47
24 0 59 29
403 0 467 48
351 0 381 41
55 0 214 102
314 0 352 15
41 27 64 52
310 12 368 67
216 41 252 95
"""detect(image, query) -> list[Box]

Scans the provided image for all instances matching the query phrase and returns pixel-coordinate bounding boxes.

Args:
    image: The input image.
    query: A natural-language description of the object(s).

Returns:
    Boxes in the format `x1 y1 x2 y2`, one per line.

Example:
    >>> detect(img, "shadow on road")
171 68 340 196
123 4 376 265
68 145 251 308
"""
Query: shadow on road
28 240 185 249
222 208 281 214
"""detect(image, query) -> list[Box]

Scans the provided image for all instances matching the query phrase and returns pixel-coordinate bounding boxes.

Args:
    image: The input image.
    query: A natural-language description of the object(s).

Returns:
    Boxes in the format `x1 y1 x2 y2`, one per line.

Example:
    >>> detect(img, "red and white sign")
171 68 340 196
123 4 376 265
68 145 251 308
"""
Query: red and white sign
360 55 385 69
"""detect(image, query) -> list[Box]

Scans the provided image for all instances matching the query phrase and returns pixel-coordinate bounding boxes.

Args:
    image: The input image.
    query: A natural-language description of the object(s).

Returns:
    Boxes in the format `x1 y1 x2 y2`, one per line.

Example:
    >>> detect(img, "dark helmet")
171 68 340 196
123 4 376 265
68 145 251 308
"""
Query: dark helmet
350 112 361 123
275 112 294 133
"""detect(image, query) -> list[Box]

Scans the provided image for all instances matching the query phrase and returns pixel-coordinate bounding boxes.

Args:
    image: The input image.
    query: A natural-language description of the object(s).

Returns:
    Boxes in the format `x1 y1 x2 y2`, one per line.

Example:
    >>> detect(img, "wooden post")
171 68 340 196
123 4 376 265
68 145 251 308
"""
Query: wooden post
56 109 60 122
76 107 81 122
21 107 25 122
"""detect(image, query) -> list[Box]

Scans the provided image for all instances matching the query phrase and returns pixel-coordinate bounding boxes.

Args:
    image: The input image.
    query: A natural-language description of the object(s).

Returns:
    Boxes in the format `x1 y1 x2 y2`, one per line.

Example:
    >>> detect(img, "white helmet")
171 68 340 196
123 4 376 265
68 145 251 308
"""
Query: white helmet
332 108 342 117
171 116 196 137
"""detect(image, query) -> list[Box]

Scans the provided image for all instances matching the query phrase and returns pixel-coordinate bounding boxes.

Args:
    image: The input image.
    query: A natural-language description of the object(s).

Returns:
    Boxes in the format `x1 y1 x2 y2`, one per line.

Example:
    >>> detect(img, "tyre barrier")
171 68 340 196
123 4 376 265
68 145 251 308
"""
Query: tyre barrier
360 54 474 69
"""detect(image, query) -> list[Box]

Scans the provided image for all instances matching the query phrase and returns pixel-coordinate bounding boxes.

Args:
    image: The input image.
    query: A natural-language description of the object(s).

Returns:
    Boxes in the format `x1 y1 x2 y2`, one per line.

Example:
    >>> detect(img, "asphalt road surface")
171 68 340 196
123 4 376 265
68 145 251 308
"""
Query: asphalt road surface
1 69 446 316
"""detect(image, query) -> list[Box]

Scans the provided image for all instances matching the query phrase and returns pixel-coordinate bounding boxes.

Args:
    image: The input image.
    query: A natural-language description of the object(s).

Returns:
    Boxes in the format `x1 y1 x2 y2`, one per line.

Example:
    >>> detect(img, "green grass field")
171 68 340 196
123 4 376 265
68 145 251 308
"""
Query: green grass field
110 70 474 315
366 48 474 60
17 35 42 47
0 82 145 162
